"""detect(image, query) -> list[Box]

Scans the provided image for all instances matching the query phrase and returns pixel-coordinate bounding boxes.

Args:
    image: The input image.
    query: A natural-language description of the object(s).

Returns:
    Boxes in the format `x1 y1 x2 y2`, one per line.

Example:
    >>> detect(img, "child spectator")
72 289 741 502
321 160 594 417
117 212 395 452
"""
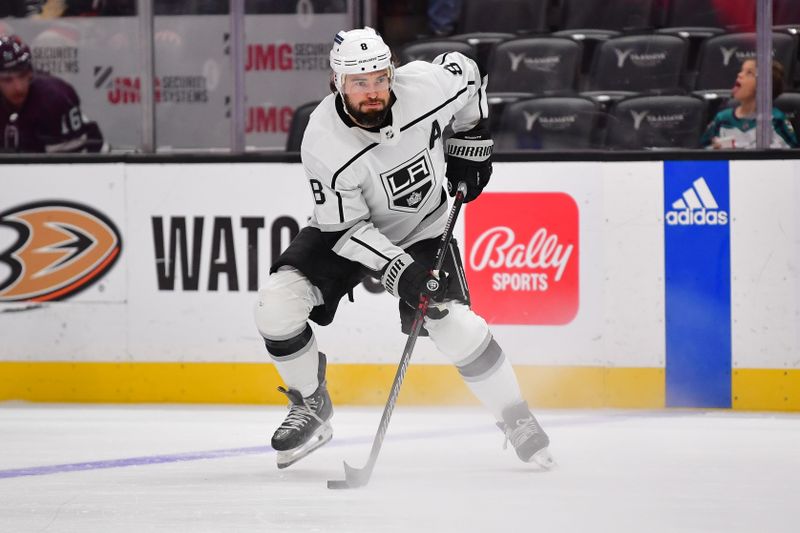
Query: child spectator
701 59 798 149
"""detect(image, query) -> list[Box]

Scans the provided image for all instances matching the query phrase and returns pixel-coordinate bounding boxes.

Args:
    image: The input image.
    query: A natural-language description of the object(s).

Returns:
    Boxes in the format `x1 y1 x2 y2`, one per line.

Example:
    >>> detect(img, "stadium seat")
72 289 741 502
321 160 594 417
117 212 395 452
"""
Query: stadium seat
584 34 688 94
694 32 797 91
245 0 345 14
155 1 225 14
655 27 726 75
285 101 318 152
605 95 708 149
552 29 620 77
774 0 800 26
692 90 733 125
448 32 515 73
398 39 477 65
457 0 549 34
774 26 800 90
487 93 537 135
495 96 601 150
775 92 800 134
558 0 657 31
663 0 756 31
486 37 582 95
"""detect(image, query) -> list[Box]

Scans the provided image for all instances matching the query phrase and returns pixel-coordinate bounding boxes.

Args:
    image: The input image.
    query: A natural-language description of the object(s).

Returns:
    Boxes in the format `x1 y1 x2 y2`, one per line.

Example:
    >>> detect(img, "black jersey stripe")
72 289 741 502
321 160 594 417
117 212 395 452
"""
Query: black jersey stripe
351 236 392 261
400 82 474 133
335 191 345 223
422 189 447 221
436 51 483 119
331 142 379 190
478 81 485 120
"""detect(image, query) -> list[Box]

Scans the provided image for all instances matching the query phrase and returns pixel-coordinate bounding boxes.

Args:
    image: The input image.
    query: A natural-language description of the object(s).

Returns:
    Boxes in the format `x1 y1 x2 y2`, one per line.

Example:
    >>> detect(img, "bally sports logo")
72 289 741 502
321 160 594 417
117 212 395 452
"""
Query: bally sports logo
0 201 122 302
465 193 579 325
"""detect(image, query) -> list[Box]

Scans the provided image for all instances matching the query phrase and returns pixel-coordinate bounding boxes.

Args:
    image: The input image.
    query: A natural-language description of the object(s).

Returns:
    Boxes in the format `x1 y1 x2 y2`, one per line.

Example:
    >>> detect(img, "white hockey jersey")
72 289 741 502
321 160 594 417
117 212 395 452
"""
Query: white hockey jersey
300 52 488 273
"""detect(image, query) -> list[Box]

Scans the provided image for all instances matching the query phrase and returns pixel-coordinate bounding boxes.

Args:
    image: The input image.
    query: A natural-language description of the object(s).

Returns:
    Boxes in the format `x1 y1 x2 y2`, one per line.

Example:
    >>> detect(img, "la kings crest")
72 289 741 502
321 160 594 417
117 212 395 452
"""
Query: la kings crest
379 149 434 213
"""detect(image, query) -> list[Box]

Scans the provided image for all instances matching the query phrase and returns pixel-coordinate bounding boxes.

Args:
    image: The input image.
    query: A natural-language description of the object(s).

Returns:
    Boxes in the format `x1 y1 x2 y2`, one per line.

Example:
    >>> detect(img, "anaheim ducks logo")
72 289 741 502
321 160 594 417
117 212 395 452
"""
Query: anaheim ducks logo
0 201 122 302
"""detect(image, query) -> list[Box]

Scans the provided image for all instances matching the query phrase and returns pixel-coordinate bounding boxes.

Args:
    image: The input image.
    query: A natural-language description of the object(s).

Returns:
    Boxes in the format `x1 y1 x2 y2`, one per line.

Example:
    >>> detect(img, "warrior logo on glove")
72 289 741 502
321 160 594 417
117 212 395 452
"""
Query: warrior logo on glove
445 124 493 203
447 142 493 159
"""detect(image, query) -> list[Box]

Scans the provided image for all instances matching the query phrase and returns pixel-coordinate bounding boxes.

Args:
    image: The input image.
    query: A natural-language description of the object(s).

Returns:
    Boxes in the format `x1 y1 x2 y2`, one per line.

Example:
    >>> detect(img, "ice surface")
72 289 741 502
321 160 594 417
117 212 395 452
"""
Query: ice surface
0 404 797 532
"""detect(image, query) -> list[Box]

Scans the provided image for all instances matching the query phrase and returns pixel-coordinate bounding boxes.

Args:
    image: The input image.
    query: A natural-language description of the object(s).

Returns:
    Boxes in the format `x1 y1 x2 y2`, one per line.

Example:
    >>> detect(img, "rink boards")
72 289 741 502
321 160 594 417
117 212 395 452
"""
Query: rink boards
0 160 798 410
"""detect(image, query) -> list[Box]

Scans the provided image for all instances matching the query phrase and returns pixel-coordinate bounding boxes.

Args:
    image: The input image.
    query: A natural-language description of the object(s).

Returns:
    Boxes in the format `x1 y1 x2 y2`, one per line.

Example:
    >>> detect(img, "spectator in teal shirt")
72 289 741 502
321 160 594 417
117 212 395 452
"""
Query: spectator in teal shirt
701 59 798 149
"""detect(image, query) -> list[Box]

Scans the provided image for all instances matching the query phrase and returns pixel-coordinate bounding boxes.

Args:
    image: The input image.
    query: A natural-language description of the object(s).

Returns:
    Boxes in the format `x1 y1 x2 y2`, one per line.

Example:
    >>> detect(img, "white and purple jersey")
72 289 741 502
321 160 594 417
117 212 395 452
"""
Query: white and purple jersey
300 52 488 273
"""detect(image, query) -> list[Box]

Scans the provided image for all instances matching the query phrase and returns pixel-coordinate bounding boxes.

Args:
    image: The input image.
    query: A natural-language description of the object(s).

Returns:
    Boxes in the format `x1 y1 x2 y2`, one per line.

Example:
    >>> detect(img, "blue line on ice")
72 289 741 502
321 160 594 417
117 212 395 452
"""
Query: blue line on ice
0 413 630 479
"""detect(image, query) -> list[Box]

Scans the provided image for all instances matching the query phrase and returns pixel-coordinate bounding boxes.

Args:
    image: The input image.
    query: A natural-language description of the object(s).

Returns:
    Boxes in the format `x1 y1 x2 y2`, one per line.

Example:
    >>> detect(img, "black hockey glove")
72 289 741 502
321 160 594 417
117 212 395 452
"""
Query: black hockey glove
381 253 449 308
445 125 493 203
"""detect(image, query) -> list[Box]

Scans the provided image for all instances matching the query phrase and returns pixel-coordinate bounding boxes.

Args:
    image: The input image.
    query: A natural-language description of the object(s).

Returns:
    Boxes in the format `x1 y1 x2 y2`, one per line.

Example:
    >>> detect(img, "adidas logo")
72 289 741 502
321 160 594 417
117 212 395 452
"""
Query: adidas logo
666 177 728 226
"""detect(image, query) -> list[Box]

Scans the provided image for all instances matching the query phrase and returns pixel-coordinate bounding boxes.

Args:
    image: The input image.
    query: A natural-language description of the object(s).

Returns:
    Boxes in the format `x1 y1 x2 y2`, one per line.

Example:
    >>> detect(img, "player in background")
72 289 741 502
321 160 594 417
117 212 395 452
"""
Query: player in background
254 27 552 470
0 34 104 153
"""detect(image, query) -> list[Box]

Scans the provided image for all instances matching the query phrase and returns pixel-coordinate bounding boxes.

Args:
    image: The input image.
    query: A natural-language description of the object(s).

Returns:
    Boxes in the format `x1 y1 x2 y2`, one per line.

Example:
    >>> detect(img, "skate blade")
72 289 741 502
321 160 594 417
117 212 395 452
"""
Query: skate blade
529 447 556 470
276 422 332 469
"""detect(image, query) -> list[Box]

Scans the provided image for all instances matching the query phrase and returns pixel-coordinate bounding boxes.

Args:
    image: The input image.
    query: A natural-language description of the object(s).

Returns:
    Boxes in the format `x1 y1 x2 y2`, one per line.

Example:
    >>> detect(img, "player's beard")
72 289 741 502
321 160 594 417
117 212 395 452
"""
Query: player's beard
344 94 390 128
1 75 31 109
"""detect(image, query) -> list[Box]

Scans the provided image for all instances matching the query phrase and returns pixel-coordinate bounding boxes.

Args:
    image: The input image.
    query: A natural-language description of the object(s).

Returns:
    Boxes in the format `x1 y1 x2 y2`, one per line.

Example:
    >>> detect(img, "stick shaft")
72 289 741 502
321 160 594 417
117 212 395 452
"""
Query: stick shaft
343 182 468 487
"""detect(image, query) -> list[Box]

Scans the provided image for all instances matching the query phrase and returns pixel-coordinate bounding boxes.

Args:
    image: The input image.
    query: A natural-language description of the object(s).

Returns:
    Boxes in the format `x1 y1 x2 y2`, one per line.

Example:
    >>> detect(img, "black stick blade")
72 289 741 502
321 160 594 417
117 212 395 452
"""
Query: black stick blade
326 460 370 490
327 479 350 490
342 460 371 488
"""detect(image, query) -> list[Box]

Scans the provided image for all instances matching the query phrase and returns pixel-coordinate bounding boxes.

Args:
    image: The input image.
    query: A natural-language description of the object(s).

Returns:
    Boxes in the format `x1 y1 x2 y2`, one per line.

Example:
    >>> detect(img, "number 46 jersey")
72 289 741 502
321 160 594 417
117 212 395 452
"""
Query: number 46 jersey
300 52 488 274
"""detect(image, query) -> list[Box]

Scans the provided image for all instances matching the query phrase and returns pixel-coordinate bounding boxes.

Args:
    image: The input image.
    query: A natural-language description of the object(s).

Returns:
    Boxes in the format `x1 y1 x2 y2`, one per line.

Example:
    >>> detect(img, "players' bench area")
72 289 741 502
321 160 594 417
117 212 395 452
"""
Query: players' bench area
1 150 799 412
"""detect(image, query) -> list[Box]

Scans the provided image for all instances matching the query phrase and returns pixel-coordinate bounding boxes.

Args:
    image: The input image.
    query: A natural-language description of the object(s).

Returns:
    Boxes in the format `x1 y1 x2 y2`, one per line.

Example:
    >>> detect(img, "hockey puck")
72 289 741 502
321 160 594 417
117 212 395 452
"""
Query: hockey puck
327 479 350 490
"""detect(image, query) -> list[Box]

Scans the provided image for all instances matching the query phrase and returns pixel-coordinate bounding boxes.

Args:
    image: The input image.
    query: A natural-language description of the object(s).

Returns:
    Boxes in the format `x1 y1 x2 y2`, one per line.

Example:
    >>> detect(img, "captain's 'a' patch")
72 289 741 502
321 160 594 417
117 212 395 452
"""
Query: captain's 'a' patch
379 149 434 213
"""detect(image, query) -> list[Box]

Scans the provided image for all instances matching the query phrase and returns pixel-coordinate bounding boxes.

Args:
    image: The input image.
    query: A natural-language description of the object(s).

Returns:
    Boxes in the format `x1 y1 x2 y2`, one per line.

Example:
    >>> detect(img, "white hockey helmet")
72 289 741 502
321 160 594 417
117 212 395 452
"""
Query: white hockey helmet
329 26 393 93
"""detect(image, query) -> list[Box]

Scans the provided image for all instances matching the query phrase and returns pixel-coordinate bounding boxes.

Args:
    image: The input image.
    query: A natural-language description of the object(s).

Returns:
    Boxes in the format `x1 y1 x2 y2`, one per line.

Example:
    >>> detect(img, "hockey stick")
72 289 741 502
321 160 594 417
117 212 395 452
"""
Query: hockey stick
328 181 468 490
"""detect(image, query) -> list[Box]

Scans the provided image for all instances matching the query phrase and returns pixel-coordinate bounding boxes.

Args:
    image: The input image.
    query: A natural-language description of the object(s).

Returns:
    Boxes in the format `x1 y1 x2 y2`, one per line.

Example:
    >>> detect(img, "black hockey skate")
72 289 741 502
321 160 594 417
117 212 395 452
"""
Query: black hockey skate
498 401 555 469
271 354 333 469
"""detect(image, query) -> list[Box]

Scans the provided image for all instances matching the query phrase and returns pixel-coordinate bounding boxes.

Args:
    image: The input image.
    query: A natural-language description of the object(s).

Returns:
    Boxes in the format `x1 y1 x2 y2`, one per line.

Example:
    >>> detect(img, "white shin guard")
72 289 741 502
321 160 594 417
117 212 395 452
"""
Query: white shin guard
254 268 324 397
268 331 321 398
425 302 524 421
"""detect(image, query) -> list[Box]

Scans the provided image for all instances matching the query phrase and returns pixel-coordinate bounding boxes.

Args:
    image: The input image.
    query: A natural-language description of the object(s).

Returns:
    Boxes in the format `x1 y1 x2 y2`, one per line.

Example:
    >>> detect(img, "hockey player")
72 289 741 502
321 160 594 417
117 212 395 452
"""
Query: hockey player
254 27 552 470
0 34 104 153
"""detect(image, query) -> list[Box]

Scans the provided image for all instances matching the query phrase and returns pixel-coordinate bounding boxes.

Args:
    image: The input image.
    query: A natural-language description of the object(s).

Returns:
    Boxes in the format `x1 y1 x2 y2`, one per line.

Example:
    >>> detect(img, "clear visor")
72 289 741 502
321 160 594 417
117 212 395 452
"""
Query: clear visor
342 69 392 95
